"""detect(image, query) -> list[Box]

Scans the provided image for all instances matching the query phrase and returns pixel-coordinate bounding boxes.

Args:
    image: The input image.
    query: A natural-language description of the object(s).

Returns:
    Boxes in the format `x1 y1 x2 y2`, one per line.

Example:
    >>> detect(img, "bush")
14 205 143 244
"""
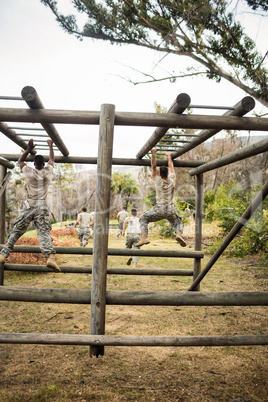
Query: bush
207 182 268 256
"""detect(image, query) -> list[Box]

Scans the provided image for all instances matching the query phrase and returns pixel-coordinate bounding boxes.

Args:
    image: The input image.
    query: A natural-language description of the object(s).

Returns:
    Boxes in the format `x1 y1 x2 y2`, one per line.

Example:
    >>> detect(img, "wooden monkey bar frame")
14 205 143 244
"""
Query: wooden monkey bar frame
0 86 69 156
0 88 267 355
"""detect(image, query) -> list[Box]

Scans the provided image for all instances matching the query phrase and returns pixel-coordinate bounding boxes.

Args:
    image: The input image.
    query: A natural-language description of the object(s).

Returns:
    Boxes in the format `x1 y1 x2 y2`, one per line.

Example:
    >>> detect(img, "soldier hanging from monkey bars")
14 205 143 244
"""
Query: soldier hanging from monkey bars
136 148 186 248
0 139 61 272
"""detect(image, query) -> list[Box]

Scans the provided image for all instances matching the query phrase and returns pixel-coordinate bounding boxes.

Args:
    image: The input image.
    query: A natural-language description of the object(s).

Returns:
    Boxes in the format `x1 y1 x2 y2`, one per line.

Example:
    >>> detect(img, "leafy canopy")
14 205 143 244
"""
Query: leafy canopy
41 0 268 107
111 171 138 197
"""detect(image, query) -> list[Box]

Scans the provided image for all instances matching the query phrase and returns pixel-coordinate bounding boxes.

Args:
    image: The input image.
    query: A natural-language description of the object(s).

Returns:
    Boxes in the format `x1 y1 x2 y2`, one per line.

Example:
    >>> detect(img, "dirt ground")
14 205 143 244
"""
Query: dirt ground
0 227 267 401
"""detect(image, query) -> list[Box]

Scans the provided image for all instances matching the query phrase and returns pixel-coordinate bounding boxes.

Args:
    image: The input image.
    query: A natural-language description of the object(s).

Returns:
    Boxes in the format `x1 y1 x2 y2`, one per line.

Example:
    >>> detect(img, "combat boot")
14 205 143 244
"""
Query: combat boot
0 254 7 263
176 232 186 247
135 233 150 247
46 254 61 272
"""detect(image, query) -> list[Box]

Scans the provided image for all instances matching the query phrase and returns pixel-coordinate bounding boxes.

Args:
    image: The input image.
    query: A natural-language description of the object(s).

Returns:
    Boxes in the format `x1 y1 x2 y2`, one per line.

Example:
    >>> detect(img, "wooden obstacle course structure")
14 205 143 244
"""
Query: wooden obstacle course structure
0 87 267 356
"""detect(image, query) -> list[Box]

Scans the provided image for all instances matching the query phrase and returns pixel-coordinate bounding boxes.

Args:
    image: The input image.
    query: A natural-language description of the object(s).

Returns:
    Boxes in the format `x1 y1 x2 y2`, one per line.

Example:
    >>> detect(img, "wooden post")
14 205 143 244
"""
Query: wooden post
90 104 115 357
193 174 203 291
0 166 6 285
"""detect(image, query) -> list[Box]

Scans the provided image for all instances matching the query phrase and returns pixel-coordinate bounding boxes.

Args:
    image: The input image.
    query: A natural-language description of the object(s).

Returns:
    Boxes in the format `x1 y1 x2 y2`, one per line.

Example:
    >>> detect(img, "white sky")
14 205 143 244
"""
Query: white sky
0 0 267 160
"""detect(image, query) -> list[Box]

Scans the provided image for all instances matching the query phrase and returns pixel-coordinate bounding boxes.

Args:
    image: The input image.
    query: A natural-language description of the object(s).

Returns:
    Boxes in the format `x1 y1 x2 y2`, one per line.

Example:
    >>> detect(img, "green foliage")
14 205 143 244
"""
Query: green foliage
143 189 156 209
206 181 268 256
154 219 175 237
111 171 138 209
41 0 268 106
53 163 76 191
111 172 138 196
204 189 216 221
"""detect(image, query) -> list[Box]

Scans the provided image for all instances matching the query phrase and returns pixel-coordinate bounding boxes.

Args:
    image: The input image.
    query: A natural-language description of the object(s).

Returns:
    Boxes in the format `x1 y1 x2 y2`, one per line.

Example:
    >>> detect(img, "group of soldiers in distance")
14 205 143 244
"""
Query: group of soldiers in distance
0 140 186 273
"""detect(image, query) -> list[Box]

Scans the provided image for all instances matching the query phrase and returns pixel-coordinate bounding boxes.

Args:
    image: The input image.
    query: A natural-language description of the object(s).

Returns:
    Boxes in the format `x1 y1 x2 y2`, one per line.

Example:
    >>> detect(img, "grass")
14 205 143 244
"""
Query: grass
0 220 267 401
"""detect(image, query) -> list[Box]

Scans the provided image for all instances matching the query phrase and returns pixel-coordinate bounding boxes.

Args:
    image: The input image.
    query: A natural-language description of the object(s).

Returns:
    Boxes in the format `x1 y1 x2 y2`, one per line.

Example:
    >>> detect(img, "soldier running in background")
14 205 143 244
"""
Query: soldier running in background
74 206 91 247
122 208 141 268
116 207 128 238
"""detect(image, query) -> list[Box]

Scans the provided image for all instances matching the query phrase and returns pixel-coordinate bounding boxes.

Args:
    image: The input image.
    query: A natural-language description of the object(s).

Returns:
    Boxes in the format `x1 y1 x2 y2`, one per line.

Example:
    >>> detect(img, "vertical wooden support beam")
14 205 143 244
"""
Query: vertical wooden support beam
0 166 7 285
90 104 115 357
193 174 203 291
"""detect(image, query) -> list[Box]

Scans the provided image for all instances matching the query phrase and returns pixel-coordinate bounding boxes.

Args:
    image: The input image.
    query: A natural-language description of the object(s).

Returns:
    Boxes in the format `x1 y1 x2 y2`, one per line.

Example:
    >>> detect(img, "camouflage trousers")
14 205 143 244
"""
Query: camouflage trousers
125 233 140 263
0 200 54 258
139 204 184 235
117 221 124 236
78 226 91 246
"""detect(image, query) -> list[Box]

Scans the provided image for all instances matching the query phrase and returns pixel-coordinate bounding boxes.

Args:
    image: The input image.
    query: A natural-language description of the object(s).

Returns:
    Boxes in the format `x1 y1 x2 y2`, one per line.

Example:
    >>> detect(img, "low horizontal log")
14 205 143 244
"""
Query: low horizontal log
0 332 267 347
4 264 193 276
0 245 204 258
0 108 267 131
0 154 204 168
0 287 267 306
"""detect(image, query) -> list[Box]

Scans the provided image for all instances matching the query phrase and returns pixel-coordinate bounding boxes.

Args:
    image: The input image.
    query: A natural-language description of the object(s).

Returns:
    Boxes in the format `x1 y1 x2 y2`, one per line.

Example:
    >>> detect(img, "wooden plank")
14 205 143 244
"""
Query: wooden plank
4 264 194 276
0 245 204 258
0 333 267 347
0 122 36 155
0 154 204 168
136 93 191 159
0 157 14 169
171 96 256 158
189 138 268 176
0 108 267 131
0 287 267 306
21 86 69 156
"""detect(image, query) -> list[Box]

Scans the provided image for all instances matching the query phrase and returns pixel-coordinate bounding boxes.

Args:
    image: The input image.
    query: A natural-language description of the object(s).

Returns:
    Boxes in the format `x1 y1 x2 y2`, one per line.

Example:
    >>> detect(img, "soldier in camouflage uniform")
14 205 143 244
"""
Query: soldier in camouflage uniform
122 208 141 268
116 207 128 237
136 148 186 248
74 206 91 247
0 139 61 272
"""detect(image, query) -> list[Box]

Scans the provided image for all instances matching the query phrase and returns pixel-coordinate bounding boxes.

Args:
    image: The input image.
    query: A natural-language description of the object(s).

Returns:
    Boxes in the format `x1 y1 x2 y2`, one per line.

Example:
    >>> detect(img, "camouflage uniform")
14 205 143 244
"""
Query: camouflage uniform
117 209 128 237
78 226 91 245
76 211 91 246
139 203 183 235
0 199 54 258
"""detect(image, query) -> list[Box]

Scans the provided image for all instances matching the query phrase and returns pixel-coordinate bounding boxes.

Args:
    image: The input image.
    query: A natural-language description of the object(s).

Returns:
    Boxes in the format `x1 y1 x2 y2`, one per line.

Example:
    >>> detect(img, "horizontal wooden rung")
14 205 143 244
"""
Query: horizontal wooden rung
0 333 267 347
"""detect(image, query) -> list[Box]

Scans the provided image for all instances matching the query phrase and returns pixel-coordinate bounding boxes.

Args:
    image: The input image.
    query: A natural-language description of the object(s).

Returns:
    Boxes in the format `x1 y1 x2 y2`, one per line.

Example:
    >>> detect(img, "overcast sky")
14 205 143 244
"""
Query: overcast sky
1 0 267 161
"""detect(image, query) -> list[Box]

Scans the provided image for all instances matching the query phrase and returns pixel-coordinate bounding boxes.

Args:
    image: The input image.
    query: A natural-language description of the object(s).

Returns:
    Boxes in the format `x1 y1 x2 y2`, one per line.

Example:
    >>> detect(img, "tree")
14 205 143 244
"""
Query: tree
111 171 139 210
51 163 76 220
41 0 268 107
